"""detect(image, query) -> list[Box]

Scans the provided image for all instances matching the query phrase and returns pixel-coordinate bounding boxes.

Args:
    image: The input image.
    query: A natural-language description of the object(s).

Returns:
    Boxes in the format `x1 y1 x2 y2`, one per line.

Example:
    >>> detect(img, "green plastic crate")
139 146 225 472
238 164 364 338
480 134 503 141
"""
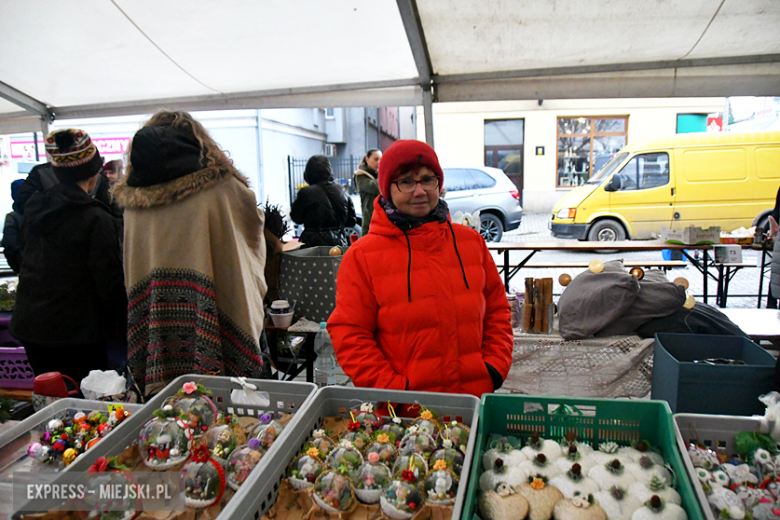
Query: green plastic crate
462 394 705 520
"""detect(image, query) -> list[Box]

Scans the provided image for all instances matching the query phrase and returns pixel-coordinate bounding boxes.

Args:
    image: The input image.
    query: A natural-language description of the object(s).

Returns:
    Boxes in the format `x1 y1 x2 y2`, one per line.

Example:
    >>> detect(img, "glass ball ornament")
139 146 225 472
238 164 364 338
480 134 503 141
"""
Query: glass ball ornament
226 439 264 491
381 478 425 520
249 413 284 450
378 420 407 445
398 427 437 458
310 430 336 458
423 465 459 505
340 429 371 452
355 454 393 504
206 424 240 462
430 446 466 476
325 441 364 481
139 417 192 470
288 447 326 491
365 433 398 467
312 470 356 512
182 458 226 509
166 395 217 434
392 452 428 480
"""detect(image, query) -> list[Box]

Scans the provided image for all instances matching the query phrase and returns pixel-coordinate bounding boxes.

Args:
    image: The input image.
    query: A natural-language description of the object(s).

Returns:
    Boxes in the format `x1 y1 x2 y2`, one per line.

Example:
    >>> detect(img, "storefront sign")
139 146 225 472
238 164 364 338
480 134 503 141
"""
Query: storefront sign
11 137 130 159
707 116 723 132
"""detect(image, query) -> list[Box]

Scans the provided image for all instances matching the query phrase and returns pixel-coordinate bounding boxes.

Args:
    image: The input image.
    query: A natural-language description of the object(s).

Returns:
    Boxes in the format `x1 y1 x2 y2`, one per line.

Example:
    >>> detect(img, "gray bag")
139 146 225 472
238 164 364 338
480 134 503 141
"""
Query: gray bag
279 246 342 323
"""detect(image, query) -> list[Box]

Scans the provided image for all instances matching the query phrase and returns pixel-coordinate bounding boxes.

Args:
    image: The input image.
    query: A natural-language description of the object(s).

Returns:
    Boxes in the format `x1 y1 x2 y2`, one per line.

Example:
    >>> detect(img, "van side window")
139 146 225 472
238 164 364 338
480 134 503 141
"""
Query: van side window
616 152 670 191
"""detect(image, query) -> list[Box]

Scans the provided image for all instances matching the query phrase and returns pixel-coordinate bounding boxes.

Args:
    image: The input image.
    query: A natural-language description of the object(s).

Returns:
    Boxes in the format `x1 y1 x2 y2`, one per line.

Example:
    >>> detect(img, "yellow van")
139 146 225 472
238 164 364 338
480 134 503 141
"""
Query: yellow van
550 131 780 241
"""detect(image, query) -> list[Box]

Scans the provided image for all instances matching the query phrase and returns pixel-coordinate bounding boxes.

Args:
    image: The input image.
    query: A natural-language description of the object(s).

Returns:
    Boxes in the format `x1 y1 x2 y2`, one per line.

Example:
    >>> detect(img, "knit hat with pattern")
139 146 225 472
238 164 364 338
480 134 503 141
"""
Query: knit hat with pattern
45 128 103 182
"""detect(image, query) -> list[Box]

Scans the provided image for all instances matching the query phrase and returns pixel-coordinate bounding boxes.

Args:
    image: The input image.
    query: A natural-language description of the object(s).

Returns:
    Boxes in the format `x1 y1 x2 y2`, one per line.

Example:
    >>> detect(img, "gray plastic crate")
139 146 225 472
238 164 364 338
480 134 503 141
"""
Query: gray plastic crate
0 399 144 520
11 375 316 519
243 386 480 520
674 413 763 520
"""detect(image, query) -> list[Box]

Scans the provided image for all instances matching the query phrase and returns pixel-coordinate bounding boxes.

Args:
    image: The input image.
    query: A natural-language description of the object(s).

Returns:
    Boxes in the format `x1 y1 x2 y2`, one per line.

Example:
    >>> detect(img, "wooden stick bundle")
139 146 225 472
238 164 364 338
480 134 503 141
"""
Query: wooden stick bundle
521 277 554 333
522 277 534 332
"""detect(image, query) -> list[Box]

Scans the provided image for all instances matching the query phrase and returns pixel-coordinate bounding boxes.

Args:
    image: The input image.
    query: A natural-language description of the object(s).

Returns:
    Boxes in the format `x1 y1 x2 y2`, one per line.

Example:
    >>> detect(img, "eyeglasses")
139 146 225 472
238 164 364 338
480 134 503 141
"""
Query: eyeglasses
394 176 439 193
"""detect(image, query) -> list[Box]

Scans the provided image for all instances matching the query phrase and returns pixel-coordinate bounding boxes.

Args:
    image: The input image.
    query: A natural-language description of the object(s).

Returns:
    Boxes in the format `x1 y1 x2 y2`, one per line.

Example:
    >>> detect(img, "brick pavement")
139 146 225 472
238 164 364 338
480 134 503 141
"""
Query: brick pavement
497 213 768 310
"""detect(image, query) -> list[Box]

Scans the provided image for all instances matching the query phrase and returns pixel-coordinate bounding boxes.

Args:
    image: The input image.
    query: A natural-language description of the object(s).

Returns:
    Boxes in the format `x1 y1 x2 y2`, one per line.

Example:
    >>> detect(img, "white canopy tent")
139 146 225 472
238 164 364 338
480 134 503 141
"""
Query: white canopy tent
1 0 778 143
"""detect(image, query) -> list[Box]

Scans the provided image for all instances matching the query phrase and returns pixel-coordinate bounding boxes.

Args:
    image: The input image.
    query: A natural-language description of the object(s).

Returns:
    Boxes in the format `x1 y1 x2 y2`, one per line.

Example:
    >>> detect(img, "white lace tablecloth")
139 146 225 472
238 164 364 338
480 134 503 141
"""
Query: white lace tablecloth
503 330 654 398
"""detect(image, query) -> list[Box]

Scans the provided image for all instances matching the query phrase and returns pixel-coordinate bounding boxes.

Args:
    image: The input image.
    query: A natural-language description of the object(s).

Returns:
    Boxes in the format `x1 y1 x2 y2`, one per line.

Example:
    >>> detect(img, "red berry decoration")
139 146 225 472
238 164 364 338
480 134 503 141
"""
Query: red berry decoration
409 502 417 509
332 501 340 508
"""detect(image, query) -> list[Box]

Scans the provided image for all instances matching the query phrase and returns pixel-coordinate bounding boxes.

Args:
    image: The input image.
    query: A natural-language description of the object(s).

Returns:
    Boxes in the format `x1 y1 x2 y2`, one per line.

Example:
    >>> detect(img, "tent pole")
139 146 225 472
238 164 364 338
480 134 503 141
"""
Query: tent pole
422 87 434 148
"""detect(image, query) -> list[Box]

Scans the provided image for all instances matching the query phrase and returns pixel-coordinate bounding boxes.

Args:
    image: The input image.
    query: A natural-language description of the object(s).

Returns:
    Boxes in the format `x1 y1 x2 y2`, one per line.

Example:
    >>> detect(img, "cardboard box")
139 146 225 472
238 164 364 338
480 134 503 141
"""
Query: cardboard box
651 333 775 415
661 225 721 245
713 244 743 264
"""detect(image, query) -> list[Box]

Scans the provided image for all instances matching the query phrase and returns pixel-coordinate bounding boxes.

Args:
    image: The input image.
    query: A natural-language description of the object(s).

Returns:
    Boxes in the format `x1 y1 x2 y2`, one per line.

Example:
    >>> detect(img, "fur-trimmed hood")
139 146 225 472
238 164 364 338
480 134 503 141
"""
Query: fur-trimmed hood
112 166 250 209
354 168 377 180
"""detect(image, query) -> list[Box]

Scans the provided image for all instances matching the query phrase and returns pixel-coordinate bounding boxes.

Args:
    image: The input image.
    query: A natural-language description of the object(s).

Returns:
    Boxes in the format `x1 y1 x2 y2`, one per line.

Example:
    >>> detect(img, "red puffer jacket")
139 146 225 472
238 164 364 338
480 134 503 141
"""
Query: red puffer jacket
327 198 513 397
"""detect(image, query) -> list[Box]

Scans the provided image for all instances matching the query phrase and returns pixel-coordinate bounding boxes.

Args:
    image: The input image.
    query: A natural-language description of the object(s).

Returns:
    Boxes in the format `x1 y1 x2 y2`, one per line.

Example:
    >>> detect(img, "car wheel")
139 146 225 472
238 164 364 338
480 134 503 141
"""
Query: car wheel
480 214 504 242
587 219 626 242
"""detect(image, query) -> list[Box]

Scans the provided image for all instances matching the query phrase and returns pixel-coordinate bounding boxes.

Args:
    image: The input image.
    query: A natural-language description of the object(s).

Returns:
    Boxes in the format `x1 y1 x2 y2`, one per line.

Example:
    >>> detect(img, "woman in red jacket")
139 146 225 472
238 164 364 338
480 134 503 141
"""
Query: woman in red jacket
327 140 513 397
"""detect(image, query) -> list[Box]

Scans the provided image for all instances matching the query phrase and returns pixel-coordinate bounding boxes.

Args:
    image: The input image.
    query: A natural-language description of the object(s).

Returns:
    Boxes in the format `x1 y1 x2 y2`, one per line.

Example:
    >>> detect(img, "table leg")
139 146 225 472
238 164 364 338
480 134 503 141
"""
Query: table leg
759 245 768 308
717 265 724 308
703 252 709 304
503 249 509 292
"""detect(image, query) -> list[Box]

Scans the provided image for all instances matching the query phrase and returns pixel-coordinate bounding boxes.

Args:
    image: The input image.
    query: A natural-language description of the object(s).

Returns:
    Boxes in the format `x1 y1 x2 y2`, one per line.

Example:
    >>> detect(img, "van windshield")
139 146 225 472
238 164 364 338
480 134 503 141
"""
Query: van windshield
587 152 629 184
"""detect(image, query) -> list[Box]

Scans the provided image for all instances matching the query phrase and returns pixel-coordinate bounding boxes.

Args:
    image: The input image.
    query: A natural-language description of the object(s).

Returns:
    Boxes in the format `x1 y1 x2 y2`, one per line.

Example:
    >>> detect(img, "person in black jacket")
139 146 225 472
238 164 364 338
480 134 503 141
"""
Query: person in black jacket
10 129 126 383
14 161 115 216
291 155 356 247
2 179 25 273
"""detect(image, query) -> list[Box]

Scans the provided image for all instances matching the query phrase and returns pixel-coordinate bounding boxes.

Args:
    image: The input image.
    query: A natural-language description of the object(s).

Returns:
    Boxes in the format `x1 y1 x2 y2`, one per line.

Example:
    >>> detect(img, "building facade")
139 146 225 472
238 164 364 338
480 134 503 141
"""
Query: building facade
417 98 725 214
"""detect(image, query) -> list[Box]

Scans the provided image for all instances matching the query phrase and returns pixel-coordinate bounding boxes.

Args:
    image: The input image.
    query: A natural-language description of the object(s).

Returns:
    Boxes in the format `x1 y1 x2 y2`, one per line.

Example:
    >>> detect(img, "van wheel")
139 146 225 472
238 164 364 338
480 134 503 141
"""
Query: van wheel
480 214 504 242
588 220 626 242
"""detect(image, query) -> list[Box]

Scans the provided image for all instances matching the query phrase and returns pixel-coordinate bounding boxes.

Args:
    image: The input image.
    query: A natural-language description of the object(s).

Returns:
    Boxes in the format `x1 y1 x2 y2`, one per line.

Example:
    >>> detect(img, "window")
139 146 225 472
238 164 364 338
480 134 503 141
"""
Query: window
676 113 708 133
443 168 467 192
557 116 628 187
614 152 669 191
325 108 335 119
468 169 497 189
485 119 524 201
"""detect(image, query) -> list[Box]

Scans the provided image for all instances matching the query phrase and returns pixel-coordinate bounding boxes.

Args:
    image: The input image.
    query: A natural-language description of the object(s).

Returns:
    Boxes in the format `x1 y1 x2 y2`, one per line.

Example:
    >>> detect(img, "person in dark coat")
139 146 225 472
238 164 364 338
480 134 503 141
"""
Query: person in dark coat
2 179 25 273
10 129 127 383
291 155 356 247
14 161 114 215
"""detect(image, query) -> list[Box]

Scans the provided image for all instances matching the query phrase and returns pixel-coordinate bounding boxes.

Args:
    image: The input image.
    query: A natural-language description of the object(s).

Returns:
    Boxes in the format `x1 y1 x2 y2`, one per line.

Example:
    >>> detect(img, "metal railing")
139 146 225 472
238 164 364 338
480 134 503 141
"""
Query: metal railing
287 155 362 204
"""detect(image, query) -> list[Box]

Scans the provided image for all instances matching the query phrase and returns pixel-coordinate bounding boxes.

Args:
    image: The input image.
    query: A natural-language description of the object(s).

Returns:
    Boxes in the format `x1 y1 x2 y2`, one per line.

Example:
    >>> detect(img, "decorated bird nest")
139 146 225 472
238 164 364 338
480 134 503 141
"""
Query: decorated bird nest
312 468 357 513
430 445 466 477
325 440 364 481
423 460 459 506
288 447 326 491
365 431 399 467
139 408 193 470
398 425 437 459
309 429 336 458
226 438 264 491
205 416 245 464
249 413 285 450
355 452 393 504
165 381 218 434
182 444 226 509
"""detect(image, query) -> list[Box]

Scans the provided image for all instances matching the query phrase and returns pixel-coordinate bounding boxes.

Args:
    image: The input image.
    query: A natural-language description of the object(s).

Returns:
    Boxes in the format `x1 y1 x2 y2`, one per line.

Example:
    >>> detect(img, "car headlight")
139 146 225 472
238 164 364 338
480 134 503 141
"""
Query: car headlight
557 208 576 219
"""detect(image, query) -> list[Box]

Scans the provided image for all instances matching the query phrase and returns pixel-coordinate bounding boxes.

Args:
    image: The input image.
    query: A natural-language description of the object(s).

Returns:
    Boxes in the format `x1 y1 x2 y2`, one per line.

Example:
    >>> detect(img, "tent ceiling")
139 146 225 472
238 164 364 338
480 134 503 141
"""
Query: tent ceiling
416 0 780 75
0 0 778 131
